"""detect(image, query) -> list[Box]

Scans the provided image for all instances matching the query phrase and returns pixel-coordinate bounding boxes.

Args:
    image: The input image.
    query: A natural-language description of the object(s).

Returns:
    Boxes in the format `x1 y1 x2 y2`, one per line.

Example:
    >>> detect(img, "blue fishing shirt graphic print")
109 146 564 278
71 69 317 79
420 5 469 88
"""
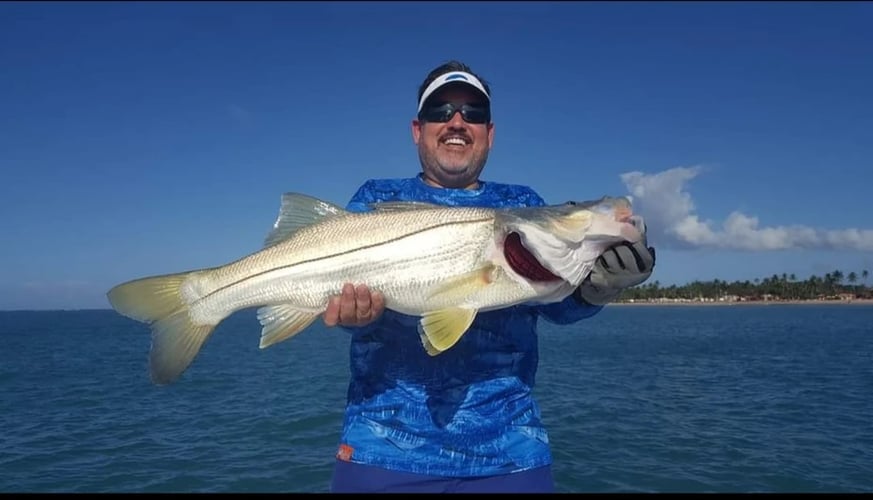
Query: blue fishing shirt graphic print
336 175 602 477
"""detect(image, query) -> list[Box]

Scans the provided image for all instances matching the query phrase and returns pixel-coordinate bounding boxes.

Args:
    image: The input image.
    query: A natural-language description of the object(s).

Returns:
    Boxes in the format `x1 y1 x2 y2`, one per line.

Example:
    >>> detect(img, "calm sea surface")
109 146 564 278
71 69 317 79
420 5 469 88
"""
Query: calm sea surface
1 305 871 492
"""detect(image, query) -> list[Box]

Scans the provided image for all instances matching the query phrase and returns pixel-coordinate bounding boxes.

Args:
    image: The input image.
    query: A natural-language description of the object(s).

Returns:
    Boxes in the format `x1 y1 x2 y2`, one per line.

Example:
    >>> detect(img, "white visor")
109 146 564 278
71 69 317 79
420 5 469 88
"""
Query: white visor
417 71 490 113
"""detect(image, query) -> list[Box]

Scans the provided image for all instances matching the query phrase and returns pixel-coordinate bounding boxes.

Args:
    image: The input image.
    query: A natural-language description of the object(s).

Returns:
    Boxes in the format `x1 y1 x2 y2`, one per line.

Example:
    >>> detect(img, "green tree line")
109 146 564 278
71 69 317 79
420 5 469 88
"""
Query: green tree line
620 270 872 302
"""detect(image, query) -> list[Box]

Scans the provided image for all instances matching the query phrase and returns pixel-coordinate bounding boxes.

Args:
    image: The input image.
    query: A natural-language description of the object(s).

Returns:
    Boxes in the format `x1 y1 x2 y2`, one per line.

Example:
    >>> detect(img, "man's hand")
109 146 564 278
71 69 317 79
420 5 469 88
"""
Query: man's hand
323 283 386 327
576 217 656 306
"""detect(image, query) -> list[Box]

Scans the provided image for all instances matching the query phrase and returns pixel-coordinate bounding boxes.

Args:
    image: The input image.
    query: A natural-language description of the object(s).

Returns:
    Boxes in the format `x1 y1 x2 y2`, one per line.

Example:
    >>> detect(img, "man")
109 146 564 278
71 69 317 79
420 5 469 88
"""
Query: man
325 60 655 493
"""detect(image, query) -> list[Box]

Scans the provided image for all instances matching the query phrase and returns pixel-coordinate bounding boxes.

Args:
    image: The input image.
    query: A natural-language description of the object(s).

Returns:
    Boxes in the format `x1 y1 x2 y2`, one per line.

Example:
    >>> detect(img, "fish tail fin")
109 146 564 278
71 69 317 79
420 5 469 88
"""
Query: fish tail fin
107 271 218 385
107 272 193 323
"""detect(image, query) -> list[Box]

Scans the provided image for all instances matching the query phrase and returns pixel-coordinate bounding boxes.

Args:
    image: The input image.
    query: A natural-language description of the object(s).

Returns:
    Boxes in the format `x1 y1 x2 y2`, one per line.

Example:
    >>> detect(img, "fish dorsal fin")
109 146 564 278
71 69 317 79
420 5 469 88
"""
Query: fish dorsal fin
264 193 348 248
368 201 444 212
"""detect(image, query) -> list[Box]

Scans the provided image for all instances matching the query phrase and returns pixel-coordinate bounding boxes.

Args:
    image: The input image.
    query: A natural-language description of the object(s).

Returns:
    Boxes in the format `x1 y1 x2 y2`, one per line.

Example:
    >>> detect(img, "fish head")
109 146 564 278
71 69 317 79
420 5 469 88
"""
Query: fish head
554 196 642 244
498 196 644 287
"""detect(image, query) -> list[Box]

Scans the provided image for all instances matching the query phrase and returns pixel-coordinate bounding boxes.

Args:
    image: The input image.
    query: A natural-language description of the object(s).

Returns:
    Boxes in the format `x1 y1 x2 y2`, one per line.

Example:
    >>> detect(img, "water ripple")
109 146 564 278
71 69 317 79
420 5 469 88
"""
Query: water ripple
2 306 872 492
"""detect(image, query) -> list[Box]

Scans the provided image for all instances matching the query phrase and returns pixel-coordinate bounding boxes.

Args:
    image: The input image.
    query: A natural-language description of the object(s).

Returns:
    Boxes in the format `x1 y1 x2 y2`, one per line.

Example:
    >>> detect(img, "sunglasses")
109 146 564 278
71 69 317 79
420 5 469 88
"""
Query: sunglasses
418 102 491 124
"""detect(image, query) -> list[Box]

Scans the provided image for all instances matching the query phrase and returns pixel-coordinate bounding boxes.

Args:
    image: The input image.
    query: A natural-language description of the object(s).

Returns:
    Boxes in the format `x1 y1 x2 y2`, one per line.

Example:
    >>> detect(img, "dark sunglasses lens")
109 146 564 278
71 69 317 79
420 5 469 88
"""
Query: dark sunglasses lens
421 104 453 122
420 103 490 124
460 106 489 124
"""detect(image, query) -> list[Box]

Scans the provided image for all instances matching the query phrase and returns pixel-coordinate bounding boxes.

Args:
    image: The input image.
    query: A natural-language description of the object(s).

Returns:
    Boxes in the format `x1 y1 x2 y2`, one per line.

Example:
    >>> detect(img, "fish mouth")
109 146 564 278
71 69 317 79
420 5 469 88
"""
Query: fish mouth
503 232 562 282
615 205 633 224
587 199 642 243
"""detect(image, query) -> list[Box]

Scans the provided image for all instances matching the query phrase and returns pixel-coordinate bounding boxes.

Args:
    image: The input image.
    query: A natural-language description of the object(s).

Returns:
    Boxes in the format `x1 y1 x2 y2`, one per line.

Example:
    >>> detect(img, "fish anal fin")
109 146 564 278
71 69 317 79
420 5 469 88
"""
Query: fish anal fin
257 304 320 348
418 307 478 355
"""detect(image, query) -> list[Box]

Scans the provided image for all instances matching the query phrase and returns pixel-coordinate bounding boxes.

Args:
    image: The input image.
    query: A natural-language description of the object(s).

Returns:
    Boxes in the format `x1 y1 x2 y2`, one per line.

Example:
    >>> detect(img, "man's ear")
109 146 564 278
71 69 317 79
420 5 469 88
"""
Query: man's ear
411 119 422 145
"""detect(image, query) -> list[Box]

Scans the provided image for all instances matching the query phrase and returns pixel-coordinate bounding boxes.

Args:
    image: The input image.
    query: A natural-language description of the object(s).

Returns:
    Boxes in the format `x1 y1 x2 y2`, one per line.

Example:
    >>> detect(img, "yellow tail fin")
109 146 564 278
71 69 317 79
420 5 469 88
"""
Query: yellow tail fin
107 272 217 385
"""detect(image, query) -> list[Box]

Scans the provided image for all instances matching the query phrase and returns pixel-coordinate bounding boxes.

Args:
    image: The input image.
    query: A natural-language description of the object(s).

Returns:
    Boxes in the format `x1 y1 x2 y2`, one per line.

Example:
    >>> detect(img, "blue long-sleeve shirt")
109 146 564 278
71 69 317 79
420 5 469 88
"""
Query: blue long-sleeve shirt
335 175 603 477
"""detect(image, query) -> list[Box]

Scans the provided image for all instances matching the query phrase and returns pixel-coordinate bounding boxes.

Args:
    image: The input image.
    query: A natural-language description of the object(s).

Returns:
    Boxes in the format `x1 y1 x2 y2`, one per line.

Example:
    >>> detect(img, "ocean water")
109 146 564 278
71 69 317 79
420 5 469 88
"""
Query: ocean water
1 304 871 492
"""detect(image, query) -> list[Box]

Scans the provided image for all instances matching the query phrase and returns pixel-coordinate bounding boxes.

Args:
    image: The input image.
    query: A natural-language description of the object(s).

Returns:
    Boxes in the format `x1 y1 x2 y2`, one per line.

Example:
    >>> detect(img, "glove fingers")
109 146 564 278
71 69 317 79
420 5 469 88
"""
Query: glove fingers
629 241 655 271
600 247 622 271
613 245 638 272
580 240 657 303
613 242 655 275
600 244 651 273
625 242 653 273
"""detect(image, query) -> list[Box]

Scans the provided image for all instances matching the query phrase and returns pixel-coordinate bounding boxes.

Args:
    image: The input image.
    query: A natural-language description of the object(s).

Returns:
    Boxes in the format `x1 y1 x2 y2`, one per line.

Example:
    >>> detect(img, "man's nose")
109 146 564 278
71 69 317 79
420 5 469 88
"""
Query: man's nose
446 109 466 128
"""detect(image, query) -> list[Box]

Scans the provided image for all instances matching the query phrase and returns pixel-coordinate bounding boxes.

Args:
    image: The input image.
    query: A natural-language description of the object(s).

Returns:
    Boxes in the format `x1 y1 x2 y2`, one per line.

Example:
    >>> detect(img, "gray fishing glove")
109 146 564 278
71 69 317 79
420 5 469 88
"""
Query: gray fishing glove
575 216 656 306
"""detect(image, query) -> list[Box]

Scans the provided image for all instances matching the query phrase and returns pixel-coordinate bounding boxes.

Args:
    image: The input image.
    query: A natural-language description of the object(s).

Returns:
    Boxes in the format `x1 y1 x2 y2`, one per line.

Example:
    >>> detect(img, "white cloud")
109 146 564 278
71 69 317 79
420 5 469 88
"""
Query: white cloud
620 166 873 251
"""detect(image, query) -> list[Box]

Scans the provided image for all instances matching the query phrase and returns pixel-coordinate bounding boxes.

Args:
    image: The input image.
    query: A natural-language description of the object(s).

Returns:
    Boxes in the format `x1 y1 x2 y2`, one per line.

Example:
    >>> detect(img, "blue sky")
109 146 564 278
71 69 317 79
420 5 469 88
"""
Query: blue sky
2 1 872 310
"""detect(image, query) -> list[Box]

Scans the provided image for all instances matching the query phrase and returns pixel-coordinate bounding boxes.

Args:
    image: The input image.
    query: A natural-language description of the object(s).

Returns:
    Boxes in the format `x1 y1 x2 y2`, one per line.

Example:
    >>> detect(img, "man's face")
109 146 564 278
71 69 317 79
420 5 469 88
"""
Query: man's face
412 85 494 190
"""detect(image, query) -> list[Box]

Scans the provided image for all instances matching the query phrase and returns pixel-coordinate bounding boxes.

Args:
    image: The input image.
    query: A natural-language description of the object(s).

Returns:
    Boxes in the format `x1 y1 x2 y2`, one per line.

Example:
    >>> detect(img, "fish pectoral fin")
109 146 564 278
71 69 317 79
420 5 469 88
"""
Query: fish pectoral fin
417 265 495 355
418 307 478 356
257 304 319 348
427 263 500 304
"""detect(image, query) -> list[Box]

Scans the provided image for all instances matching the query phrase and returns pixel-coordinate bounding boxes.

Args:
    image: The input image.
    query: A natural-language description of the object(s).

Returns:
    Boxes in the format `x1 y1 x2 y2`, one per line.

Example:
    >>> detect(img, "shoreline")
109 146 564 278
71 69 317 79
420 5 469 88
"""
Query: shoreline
611 299 873 307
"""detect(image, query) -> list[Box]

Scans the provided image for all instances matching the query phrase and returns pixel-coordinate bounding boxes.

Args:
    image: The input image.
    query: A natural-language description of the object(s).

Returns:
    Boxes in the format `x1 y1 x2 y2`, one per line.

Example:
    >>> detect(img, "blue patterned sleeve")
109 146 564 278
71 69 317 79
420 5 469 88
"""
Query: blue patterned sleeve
345 180 379 213
536 295 603 324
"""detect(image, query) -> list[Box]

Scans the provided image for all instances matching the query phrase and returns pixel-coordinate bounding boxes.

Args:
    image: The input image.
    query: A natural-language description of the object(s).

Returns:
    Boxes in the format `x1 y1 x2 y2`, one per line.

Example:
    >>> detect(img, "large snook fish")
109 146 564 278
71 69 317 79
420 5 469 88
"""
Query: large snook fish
107 193 643 385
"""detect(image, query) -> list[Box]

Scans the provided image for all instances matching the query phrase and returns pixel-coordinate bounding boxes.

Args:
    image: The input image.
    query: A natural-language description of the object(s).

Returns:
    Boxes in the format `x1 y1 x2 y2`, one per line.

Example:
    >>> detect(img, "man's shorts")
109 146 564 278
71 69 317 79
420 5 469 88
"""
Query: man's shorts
330 459 556 493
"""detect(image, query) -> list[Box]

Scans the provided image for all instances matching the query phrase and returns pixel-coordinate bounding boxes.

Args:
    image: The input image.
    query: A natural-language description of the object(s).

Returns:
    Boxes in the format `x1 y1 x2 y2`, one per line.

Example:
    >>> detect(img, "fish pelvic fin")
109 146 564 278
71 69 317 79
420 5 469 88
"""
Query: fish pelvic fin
107 271 218 385
418 307 478 355
257 304 320 348
419 332 442 356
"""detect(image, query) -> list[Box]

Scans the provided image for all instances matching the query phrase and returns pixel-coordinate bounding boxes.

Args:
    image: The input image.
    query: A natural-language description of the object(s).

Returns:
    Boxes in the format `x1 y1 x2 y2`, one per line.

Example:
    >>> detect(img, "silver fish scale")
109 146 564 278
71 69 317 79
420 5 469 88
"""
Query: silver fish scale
106 195 639 385
186 206 522 319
